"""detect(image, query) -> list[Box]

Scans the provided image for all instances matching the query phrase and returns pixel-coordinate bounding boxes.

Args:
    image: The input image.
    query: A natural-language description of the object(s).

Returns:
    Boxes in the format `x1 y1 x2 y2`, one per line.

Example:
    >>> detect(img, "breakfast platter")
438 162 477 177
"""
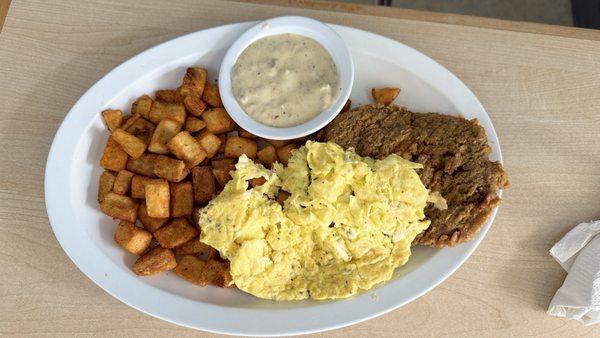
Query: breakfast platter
45 17 506 336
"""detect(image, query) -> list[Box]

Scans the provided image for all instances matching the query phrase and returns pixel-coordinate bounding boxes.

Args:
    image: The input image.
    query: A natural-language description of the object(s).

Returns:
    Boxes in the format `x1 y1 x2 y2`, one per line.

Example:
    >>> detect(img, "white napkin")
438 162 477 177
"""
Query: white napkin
547 220 600 325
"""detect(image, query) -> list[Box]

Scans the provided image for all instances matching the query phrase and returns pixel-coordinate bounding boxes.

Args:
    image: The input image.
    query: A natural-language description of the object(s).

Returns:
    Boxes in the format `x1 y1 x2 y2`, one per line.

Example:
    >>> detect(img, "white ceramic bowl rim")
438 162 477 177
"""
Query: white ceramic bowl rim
218 16 354 140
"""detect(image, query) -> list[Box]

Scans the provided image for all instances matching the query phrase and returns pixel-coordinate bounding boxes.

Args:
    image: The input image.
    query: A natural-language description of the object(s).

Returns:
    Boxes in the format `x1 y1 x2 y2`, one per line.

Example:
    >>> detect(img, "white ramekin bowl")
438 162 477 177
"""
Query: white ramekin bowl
218 16 354 140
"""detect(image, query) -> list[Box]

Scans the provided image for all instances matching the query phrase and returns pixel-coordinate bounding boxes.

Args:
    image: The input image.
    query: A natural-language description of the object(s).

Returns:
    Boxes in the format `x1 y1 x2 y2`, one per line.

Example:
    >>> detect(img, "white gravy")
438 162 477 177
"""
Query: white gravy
231 33 340 127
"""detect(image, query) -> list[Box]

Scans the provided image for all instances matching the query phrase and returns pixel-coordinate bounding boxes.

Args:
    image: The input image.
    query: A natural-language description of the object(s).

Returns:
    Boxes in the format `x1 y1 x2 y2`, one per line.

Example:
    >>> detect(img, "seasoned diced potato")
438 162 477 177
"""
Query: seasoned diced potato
192 166 216 203
100 192 138 222
154 218 198 248
98 171 117 202
131 94 153 120
179 67 207 97
138 201 169 232
153 155 189 182
101 109 123 132
248 177 266 188
173 255 232 287
113 170 134 195
125 116 155 144
130 175 152 199
111 129 147 159
202 108 235 134
276 144 297 165
217 134 227 153
276 190 291 206
341 99 352 113
238 128 258 140
195 131 221 158
149 101 186 124
224 136 257 159
133 246 177 276
184 116 206 133
313 129 326 142
155 89 183 103
212 165 234 187
257 144 277 168
100 137 129 171
170 181 193 217
167 131 207 167
148 119 182 154
202 83 223 107
114 220 152 255
265 139 289 148
145 179 169 218
371 87 400 105
121 113 141 131
174 238 217 259
211 158 235 168
183 95 207 117
126 153 157 177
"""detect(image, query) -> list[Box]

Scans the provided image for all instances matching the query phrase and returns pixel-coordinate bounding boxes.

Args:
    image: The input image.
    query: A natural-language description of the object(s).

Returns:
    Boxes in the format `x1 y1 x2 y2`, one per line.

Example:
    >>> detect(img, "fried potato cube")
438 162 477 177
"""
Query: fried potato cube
154 218 198 248
148 119 182 154
131 175 152 199
211 158 235 168
111 129 147 159
192 206 201 228
202 108 235 134
125 116 155 144
100 137 129 171
371 87 400 105
170 181 193 217
174 237 217 259
153 155 189 182
98 171 117 202
133 246 177 276
217 134 227 153
212 165 234 187
126 153 157 177
192 166 216 203
131 94 153 120
265 139 289 148
101 109 123 132
155 89 183 103
121 113 141 131
184 116 206 133
224 136 257 159
276 190 291 207
276 144 297 165
167 131 207 167
100 192 138 222
179 67 207 97
138 201 169 232
149 101 186 124
202 83 223 107
257 144 277 168
341 99 352 113
145 179 170 218
174 255 232 287
238 128 258 140
113 170 134 195
248 176 266 187
183 95 207 117
114 220 152 255
195 131 221 158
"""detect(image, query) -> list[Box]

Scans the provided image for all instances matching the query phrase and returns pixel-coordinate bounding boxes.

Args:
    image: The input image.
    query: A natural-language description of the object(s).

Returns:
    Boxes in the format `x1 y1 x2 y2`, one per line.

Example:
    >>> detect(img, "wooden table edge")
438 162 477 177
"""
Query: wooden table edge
0 0 10 33
234 0 600 42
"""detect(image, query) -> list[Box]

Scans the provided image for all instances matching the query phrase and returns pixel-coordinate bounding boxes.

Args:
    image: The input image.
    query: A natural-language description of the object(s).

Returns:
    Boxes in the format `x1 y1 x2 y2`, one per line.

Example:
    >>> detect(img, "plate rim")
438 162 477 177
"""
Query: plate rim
44 21 503 337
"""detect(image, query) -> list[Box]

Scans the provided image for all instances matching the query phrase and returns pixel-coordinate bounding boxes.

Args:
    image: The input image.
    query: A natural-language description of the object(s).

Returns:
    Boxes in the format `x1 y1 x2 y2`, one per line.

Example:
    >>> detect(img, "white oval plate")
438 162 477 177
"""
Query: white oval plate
45 21 503 336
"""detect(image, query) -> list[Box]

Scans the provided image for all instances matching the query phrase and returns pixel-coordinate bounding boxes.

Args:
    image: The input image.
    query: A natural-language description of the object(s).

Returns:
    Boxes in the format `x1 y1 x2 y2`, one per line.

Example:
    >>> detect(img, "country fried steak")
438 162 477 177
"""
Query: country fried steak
325 104 509 247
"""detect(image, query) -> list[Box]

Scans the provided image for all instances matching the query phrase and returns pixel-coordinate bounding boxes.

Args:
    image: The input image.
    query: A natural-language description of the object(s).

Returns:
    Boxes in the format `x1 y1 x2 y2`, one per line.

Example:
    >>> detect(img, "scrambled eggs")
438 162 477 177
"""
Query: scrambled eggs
199 141 434 300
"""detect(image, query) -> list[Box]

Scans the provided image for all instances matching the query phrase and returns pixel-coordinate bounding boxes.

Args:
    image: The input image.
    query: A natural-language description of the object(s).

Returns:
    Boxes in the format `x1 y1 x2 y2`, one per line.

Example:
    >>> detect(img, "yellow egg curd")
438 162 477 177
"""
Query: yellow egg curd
199 141 433 300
